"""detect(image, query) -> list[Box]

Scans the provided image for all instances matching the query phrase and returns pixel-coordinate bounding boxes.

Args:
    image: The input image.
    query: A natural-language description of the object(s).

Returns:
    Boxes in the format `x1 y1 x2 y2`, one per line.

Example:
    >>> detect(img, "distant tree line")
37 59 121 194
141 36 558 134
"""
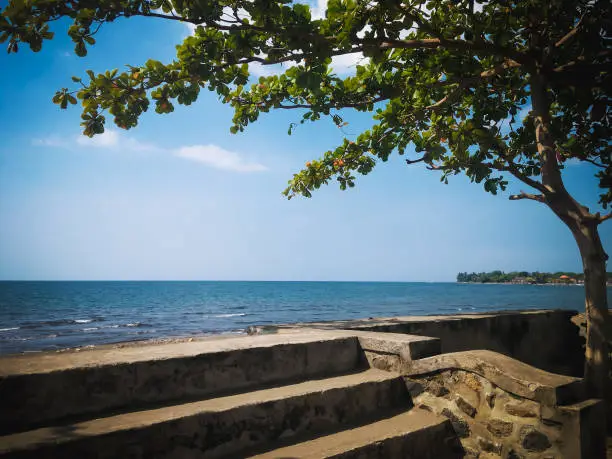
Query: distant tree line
457 271 612 284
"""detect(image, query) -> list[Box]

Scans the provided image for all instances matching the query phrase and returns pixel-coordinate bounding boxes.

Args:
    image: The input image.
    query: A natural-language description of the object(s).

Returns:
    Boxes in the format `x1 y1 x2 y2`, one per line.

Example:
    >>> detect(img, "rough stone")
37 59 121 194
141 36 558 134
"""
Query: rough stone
455 395 477 418
541 417 563 428
441 408 471 438
486 419 514 438
486 391 497 409
520 426 552 452
428 380 449 397
463 446 480 458
403 349 582 406
506 450 524 459
404 380 424 397
477 436 502 455
463 372 482 392
505 402 537 418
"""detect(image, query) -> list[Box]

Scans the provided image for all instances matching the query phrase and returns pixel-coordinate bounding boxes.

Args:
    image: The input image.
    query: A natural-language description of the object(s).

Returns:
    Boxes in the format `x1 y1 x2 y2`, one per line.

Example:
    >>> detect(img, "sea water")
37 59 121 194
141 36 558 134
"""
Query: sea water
0 281 606 354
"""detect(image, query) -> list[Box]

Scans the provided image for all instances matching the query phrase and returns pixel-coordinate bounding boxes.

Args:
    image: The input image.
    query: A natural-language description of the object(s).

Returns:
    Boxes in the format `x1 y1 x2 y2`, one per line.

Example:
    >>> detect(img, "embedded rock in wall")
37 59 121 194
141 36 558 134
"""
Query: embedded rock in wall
405 369 588 458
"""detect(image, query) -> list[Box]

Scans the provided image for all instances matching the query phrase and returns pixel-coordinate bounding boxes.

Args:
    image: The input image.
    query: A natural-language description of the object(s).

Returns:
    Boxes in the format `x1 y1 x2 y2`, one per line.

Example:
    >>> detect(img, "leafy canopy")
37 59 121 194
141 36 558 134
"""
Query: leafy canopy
1 0 610 207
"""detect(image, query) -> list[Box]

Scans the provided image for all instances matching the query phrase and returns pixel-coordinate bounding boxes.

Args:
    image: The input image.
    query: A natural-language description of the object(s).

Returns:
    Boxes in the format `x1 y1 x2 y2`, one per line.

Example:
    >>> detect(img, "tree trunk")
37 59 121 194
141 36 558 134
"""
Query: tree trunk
572 219 610 429
530 73 610 416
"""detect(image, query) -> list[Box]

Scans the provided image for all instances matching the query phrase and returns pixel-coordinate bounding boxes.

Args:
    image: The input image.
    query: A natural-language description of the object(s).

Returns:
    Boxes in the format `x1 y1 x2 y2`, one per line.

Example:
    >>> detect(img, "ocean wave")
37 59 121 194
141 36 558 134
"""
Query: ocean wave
0 327 19 332
20 318 104 329
213 313 247 318
83 327 99 332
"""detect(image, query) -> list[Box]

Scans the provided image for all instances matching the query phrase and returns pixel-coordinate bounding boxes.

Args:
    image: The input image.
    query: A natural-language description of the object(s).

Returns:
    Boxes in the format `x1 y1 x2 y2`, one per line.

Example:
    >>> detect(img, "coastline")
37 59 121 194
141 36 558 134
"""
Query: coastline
1 282 604 356
0 308 580 358
457 281 591 286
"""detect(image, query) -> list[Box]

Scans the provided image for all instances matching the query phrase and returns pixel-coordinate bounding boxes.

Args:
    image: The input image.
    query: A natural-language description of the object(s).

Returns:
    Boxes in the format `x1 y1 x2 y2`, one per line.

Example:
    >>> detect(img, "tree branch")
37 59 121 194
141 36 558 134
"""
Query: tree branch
371 37 532 66
555 15 586 48
275 94 388 110
509 191 546 202
581 157 607 168
600 212 612 224
422 59 521 112
483 159 549 194
552 50 612 74
405 156 427 165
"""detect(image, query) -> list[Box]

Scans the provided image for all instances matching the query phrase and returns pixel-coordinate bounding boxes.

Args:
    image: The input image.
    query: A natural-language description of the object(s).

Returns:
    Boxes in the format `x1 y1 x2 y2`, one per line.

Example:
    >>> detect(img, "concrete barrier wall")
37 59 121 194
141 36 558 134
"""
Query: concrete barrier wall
339 310 584 377
0 336 362 435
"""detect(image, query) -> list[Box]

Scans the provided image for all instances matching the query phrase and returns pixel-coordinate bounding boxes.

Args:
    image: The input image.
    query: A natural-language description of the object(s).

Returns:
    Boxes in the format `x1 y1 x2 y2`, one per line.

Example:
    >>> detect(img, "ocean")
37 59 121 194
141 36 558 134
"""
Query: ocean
0 281 607 355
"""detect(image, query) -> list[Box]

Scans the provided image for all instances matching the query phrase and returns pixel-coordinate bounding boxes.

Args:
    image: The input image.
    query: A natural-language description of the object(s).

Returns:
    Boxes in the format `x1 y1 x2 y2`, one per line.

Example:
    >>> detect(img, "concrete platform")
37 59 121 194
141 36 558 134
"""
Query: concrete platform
247 409 461 459
0 369 410 459
0 331 364 435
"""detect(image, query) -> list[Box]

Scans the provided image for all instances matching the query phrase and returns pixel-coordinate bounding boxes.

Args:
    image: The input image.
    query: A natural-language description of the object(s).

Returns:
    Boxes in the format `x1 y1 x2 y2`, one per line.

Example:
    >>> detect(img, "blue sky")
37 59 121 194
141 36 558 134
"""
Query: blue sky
0 13 609 281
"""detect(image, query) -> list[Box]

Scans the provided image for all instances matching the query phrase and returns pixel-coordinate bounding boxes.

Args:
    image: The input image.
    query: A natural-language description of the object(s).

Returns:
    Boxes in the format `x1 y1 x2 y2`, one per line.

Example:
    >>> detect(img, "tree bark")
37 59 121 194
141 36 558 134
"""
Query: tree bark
572 220 610 425
530 72 610 435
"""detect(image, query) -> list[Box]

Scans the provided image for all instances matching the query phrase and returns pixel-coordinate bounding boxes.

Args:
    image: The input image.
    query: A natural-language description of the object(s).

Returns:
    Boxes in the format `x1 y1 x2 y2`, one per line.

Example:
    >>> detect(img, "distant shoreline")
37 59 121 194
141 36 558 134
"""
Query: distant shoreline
457 282 586 286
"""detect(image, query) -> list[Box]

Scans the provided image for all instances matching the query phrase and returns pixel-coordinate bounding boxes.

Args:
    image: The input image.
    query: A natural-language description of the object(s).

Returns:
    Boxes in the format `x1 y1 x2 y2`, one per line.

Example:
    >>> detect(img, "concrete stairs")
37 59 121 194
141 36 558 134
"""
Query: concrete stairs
0 331 461 458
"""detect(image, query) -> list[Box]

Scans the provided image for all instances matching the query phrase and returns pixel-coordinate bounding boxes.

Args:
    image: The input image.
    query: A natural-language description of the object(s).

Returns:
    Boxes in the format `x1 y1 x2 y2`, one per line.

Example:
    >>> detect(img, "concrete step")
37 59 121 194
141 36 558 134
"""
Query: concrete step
0 332 363 435
0 369 410 459
247 409 462 459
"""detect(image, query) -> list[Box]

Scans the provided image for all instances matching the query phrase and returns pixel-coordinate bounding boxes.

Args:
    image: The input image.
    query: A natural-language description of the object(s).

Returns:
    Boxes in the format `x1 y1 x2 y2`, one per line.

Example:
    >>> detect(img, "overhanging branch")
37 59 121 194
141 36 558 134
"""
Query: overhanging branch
509 191 546 203
371 37 532 66
555 15 586 48
405 156 427 165
483 159 549 195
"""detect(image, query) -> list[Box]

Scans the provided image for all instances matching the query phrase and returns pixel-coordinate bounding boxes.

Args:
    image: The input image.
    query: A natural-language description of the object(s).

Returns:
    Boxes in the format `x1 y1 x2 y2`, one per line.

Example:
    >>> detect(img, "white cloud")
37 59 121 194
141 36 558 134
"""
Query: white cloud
249 51 366 78
174 145 267 172
33 130 266 173
33 129 161 154
249 60 298 77
183 6 249 36
76 129 120 148
310 0 328 20
330 53 367 74
124 137 161 152
185 22 197 35
74 129 161 152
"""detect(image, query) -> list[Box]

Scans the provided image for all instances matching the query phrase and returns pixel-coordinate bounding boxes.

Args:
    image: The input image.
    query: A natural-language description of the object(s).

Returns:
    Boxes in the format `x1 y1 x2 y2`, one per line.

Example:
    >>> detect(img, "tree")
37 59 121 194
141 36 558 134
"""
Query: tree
2 0 610 420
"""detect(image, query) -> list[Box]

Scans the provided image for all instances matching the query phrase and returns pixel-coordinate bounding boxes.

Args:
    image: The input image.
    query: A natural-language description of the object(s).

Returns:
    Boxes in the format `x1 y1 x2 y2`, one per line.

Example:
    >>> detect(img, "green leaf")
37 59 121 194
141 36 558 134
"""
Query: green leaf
75 41 87 57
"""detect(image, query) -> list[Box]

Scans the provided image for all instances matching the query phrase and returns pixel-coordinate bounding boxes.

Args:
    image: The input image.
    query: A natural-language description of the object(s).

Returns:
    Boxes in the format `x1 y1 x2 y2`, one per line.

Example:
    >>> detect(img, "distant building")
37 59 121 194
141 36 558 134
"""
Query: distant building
511 277 535 284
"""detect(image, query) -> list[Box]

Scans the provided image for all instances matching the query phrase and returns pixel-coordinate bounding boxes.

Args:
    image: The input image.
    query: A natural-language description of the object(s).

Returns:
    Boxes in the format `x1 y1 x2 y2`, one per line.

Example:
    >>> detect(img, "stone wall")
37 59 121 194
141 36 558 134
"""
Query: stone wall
400 350 605 459
342 310 585 377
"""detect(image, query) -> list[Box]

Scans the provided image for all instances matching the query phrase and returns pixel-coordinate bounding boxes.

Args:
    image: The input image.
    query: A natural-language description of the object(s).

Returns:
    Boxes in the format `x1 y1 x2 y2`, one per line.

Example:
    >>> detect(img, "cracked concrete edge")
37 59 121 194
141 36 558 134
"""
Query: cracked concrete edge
297 328 442 361
402 349 584 405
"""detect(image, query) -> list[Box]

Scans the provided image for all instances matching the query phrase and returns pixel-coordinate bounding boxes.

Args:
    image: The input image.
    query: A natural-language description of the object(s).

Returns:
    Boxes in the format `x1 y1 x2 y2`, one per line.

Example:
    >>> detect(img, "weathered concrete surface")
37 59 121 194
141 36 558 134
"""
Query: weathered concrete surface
403 350 583 405
247 409 463 459
352 331 441 361
0 329 356 376
0 331 363 435
0 369 410 459
0 310 601 458
291 309 585 376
